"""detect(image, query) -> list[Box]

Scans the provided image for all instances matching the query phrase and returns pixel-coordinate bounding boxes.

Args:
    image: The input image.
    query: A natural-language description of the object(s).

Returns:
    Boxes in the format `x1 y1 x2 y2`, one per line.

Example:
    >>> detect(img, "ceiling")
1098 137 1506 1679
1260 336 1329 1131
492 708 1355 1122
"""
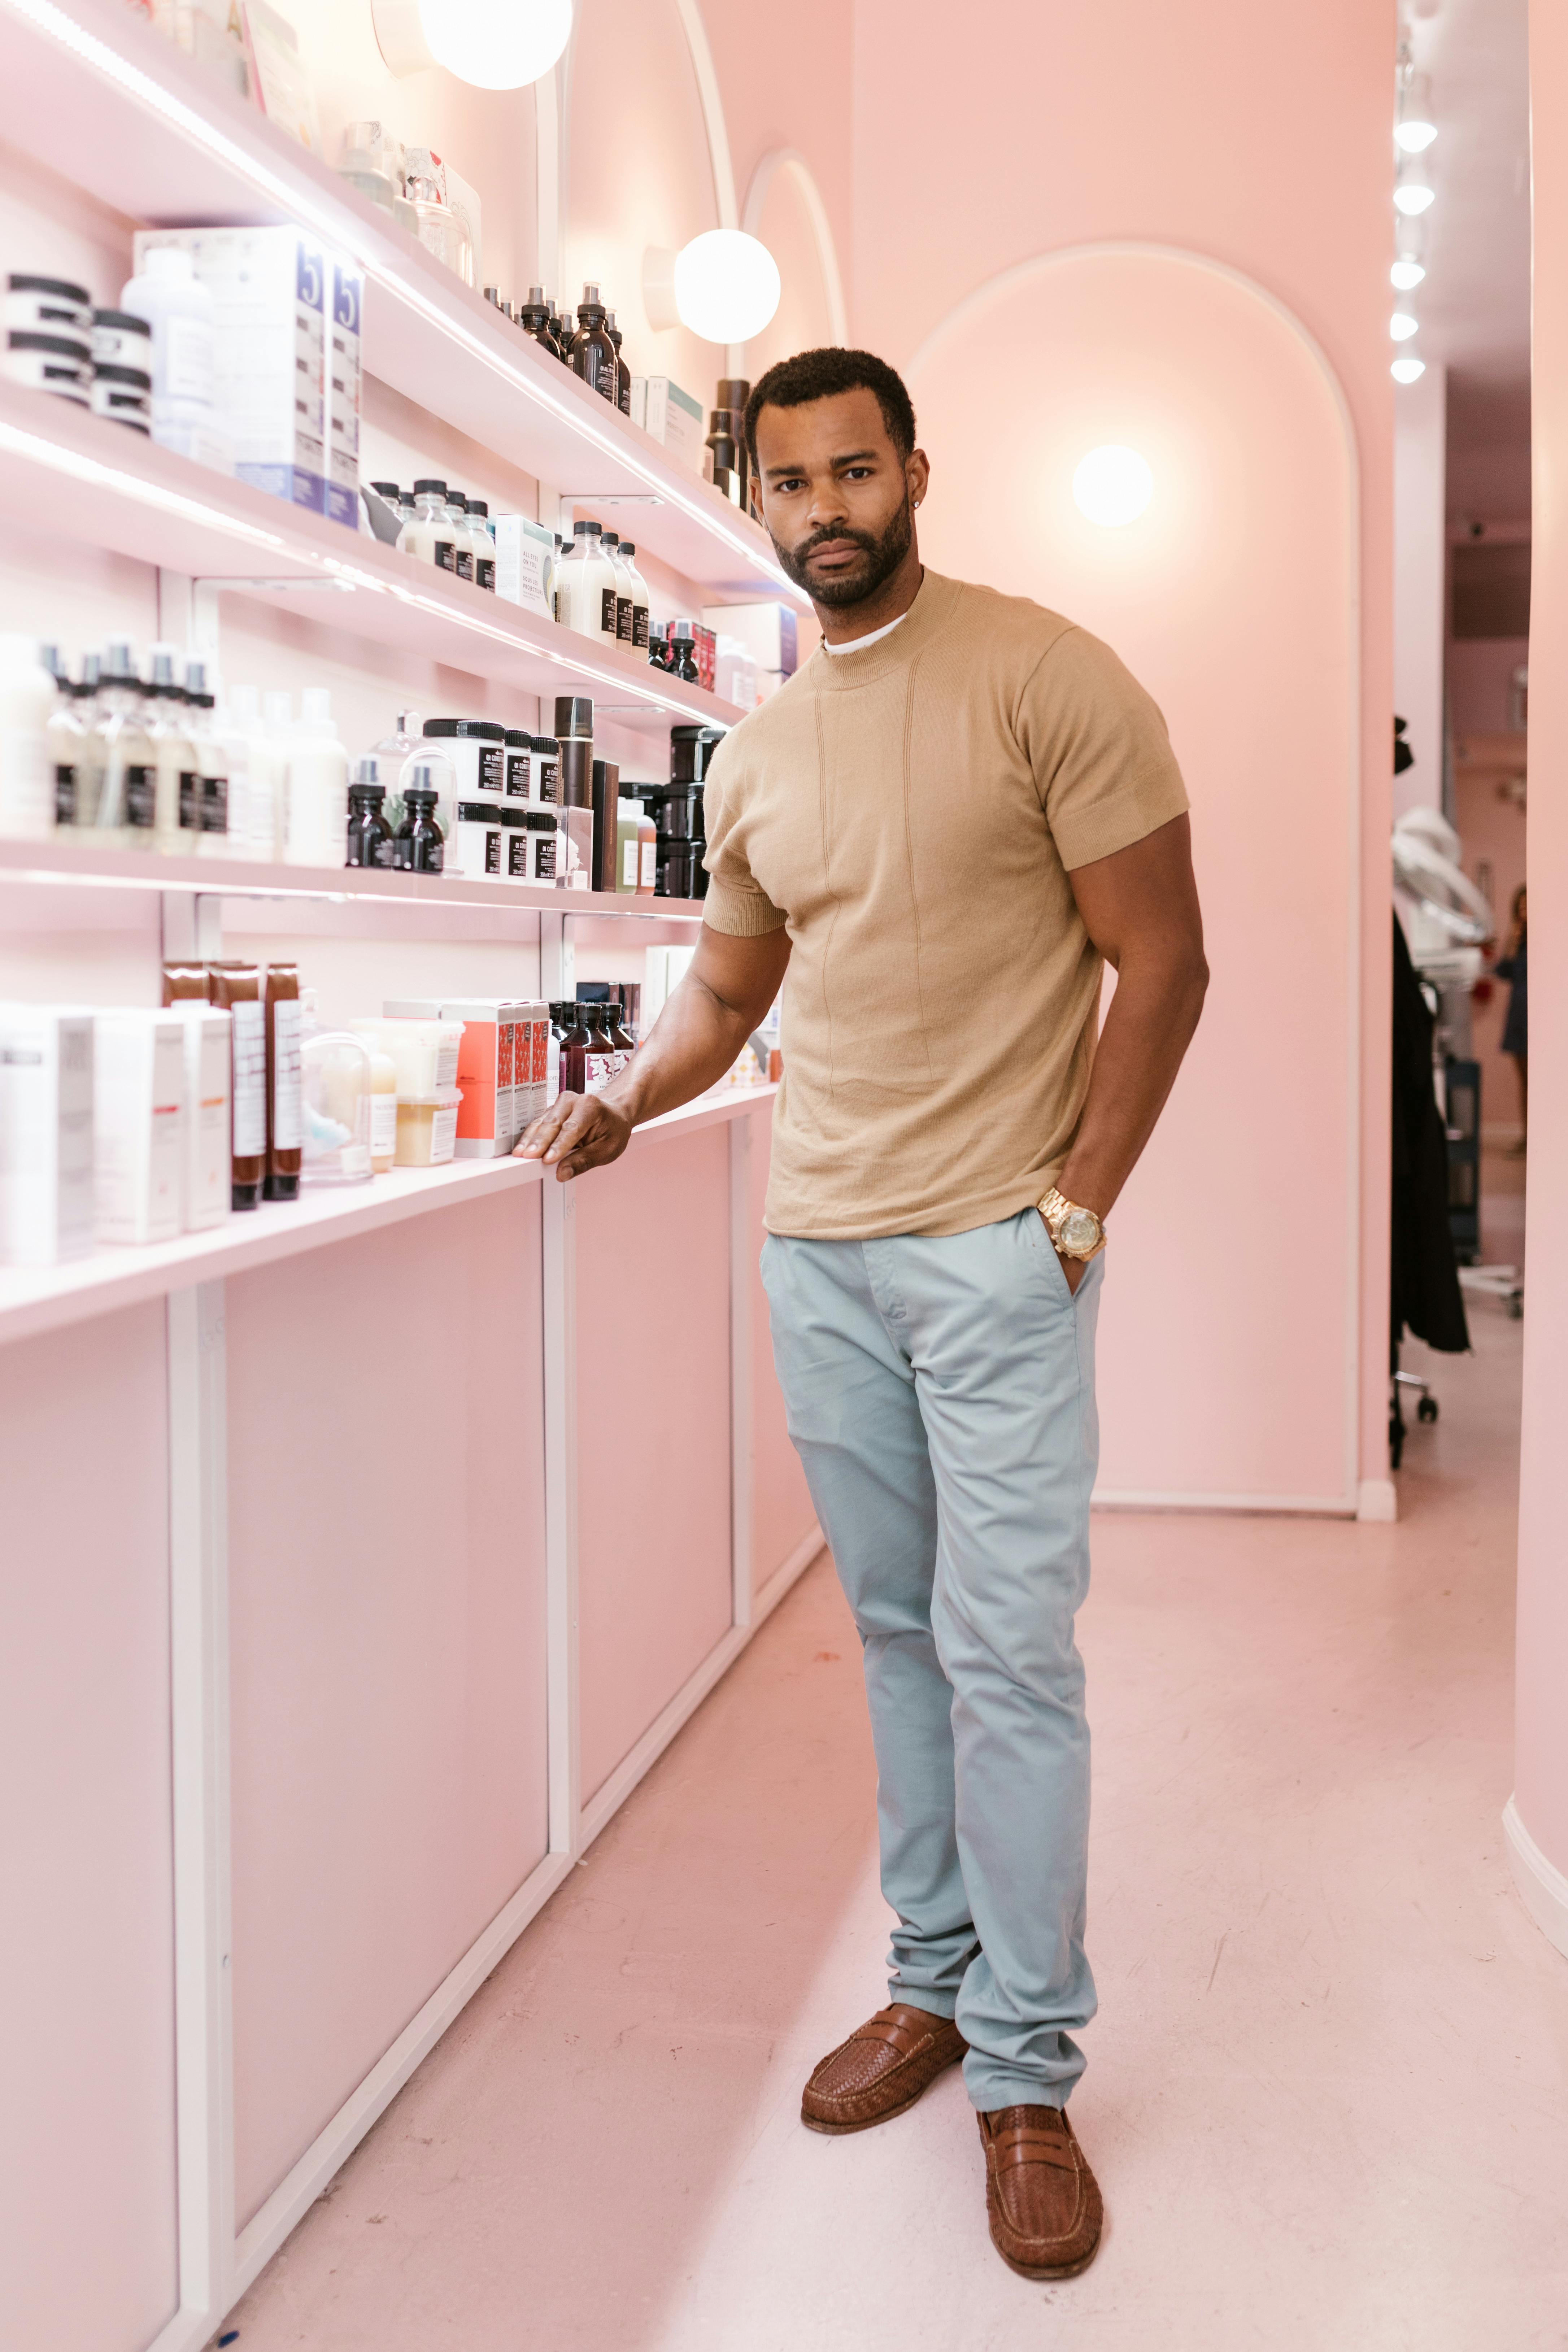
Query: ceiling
1407 0 1530 500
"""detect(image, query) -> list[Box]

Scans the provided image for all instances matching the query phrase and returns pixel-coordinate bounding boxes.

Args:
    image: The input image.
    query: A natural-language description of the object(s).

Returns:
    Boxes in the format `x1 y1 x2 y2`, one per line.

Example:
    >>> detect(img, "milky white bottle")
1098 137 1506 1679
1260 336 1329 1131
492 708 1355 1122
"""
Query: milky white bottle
147 643 199 856
217 682 258 859
247 689 293 864
285 687 350 868
93 641 156 848
69 653 106 829
556 519 618 643
618 540 651 653
118 246 217 463
397 479 457 573
0 634 57 840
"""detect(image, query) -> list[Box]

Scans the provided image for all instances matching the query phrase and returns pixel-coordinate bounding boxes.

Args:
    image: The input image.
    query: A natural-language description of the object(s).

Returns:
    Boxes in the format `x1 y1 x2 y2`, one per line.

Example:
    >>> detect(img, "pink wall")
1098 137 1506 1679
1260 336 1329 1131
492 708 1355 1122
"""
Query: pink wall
227 1193 550 2227
850 0 1394 1505
1514 0 1568 1902
0 1308 179 2352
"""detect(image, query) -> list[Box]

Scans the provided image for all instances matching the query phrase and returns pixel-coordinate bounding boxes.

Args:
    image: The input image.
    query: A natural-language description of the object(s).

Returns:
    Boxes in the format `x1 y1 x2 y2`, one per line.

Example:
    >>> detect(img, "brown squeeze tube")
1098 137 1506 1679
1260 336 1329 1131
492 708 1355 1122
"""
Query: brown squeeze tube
263 961 302 1202
161 959 208 1004
206 961 266 1210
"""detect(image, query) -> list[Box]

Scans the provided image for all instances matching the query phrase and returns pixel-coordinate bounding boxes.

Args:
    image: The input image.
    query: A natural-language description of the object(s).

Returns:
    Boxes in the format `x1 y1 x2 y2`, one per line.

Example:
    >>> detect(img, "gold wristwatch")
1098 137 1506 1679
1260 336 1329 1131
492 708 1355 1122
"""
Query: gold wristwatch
1038 1186 1106 1261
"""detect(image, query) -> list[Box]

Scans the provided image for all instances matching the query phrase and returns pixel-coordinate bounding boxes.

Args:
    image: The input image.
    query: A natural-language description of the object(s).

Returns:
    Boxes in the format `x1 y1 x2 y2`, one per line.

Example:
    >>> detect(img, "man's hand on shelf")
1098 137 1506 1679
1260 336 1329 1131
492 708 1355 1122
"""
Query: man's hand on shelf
514 1091 633 1180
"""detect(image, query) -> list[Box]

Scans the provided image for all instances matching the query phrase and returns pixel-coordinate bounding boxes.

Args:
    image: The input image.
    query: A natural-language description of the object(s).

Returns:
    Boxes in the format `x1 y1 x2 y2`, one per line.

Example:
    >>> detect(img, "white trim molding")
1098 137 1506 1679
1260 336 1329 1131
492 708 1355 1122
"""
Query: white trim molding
741 148 850 348
1503 1796 1568 1961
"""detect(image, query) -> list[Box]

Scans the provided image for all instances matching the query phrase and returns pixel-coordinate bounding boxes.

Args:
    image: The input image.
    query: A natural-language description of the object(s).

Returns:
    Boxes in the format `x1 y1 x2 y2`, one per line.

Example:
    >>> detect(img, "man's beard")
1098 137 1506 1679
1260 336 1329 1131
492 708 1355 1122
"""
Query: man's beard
772 492 913 610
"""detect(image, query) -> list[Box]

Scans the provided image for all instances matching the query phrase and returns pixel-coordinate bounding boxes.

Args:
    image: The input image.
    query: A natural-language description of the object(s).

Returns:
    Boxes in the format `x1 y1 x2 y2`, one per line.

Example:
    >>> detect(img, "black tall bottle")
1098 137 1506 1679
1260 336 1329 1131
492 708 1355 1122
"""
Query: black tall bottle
604 308 632 414
517 284 556 355
569 283 618 402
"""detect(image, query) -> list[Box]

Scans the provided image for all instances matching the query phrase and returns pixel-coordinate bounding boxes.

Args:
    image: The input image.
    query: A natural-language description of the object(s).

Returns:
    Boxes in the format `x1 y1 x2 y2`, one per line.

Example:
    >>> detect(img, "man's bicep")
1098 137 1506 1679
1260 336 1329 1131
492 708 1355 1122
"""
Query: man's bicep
691 923 792 1025
1066 812 1203 971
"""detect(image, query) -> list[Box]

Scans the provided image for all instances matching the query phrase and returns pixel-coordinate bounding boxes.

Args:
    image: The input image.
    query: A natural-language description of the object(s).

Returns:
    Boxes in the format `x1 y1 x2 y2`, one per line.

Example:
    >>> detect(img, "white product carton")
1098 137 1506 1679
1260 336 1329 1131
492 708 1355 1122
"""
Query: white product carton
0 1004 94 1266
325 257 364 531
492 514 556 617
134 227 328 516
92 1010 186 1246
172 1005 232 1232
384 995 530 1156
702 600 799 699
632 376 706 474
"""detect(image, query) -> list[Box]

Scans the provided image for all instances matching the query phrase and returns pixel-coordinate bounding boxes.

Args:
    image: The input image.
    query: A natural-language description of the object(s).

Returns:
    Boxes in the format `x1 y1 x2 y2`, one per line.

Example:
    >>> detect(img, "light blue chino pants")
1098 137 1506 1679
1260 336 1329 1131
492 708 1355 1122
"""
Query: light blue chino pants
761 1208 1103 2112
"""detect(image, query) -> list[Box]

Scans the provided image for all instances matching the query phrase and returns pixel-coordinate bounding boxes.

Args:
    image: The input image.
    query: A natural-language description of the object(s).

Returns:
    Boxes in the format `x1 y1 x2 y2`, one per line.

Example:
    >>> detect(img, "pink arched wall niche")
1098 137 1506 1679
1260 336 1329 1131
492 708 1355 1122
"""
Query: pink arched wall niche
850 0 1394 1510
913 247 1359 1506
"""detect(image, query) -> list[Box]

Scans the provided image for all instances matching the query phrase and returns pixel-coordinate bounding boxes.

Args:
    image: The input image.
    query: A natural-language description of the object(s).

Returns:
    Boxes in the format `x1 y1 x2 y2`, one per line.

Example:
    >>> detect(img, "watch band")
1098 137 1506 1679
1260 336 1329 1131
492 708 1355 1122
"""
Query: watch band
1037 1186 1106 1260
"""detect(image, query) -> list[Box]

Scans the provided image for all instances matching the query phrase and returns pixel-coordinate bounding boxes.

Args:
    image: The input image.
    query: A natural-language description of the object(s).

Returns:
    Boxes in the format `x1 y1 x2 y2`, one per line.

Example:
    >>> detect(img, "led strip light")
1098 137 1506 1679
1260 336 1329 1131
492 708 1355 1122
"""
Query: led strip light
3 0 801 603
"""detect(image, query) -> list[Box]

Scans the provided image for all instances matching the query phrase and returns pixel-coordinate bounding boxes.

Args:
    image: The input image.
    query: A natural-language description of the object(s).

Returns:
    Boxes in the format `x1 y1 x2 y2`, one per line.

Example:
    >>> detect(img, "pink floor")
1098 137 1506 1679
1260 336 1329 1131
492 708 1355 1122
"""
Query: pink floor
230 1174 1566 2351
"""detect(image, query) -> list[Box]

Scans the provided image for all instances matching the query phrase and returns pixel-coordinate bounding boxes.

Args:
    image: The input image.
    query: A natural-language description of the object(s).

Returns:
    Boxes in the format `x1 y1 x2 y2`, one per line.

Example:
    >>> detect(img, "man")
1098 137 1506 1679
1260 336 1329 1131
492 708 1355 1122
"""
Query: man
518 347 1206 2280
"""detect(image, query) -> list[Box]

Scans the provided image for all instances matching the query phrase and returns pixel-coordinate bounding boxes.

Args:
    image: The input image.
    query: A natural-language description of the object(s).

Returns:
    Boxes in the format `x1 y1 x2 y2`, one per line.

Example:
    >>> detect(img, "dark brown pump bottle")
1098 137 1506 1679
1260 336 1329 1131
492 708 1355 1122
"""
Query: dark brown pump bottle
604 308 632 414
569 283 618 402
263 961 302 1202
206 962 267 1210
558 1000 591 1095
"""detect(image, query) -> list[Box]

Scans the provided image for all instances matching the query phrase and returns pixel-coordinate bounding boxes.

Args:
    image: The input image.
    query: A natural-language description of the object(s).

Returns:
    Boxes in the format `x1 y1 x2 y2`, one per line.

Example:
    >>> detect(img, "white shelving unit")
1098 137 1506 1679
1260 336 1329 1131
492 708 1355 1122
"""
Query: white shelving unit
0 1084 776 1348
0 0 805 605
0 830 710 915
0 19 818 2352
0 379 747 735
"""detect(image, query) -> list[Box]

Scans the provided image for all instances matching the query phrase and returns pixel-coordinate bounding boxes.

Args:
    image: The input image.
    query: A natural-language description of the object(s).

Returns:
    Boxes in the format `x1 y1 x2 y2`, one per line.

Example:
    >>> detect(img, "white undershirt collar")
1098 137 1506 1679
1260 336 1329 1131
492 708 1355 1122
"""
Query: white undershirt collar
820 612 909 656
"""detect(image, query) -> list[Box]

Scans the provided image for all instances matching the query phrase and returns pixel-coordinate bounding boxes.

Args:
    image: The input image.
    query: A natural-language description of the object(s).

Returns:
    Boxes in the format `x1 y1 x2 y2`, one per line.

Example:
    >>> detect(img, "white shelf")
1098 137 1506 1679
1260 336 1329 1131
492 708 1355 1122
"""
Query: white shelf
0 0 803 607
0 1083 776 1348
0 832 711 920
0 378 746 736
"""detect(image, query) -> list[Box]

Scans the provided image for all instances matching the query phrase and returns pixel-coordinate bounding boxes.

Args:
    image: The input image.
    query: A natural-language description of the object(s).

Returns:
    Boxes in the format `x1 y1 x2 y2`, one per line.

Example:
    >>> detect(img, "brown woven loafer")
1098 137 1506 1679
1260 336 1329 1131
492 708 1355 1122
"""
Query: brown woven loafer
800 2002 967 2135
979 2104 1103 2278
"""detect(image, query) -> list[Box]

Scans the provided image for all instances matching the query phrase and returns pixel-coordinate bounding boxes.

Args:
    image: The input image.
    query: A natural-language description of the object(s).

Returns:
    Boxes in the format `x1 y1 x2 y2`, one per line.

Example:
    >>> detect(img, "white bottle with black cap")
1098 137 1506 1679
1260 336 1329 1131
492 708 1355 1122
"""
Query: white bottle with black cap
398 479 457 572
556 520 619 642
465 498 496 590
618 541 651 651
601 531 634 644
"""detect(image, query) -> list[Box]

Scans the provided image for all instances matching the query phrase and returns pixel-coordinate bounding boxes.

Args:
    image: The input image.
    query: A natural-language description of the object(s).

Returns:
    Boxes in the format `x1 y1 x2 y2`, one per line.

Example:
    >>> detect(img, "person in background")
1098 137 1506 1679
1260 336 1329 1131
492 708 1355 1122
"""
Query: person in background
1496 884 1528 1152
514 347 1207 2282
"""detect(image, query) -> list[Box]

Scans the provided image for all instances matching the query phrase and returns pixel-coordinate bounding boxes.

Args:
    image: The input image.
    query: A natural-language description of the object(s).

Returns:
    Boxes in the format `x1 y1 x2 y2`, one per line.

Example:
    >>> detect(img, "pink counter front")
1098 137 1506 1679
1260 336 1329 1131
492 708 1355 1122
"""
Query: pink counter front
0 1005 818 2352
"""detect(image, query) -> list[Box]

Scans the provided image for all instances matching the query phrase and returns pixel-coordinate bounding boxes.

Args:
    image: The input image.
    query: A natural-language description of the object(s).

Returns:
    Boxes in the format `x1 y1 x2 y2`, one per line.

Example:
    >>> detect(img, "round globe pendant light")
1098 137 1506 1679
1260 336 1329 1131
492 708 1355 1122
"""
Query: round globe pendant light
1072 445 1153 528
670 230 781 344
415 0 572 88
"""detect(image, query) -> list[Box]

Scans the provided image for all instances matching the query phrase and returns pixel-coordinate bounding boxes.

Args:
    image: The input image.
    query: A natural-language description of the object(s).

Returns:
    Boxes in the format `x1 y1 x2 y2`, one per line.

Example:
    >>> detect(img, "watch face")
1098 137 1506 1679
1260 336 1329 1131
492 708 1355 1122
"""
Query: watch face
1060 1208 1100 1255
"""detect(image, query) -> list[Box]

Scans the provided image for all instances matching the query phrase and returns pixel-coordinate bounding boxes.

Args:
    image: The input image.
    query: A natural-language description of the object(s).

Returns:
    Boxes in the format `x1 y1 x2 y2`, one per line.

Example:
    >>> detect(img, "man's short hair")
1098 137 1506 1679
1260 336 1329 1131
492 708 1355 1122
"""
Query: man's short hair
744 348 917 466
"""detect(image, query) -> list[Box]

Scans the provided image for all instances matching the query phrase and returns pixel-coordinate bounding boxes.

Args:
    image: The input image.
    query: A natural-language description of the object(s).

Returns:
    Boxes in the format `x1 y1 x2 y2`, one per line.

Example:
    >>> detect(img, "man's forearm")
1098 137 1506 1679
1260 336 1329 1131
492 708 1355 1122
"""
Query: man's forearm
1056 947 1207 1216
605 974 758 1125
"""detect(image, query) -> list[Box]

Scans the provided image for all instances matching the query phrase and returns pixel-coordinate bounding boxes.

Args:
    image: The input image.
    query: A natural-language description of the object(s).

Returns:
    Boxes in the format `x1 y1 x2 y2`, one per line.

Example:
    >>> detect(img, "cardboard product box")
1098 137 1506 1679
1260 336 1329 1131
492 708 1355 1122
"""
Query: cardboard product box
492 513 556 617
0 1003 95 1266
326 257 364 531
631 376 706 474
171 1005 232 1232
702 600 799 697
136 226 328 515
92 1009 186 1246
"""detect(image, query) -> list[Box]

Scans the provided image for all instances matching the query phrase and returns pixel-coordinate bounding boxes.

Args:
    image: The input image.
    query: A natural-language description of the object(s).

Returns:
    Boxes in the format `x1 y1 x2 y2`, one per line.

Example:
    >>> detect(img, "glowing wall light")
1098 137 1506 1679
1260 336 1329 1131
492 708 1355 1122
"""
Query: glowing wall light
1391 356 1427 384
643 231 781 345
373 0 572 88
1072 445 1153 527
1390 311 1419 341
